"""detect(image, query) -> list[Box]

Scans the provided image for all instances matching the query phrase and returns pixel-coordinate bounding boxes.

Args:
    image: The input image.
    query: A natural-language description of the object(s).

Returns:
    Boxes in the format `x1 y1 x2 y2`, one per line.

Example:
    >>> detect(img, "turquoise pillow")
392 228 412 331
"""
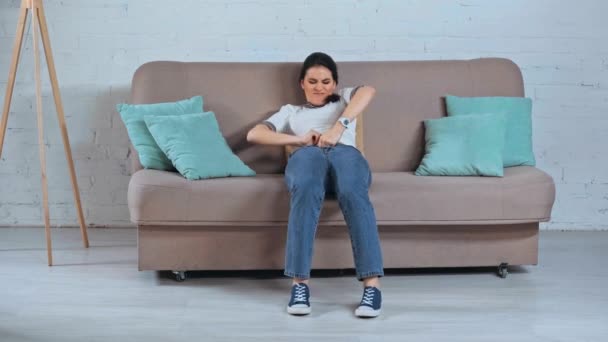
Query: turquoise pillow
445 95 535 167
144 112 256 180
117 96 203 170
415 113 507 177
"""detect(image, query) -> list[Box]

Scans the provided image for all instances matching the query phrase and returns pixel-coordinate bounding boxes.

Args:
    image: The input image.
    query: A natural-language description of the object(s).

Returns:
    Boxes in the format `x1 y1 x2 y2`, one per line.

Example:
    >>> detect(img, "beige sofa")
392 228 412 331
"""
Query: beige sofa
126 58 556 281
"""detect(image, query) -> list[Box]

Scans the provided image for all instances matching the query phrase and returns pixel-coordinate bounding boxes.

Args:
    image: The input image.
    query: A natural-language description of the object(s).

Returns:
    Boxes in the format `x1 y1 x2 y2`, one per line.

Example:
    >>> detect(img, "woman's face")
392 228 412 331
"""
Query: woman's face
300 65 337 106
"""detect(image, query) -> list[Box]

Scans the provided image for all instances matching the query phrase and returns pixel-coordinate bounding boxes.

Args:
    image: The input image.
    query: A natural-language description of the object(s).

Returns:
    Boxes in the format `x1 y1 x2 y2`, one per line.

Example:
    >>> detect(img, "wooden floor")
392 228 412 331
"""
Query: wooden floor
0 228 606 342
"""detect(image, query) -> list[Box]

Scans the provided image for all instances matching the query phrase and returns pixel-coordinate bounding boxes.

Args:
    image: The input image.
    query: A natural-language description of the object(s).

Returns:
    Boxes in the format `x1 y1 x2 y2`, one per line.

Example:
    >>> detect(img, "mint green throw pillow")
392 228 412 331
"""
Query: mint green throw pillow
144 112 256 180
445 95 535 167
415 113 507 177
117 96 203 170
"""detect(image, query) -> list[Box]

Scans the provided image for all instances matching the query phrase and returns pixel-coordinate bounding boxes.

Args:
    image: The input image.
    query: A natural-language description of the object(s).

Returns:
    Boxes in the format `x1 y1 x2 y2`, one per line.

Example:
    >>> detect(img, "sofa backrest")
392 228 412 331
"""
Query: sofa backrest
129 58 524 174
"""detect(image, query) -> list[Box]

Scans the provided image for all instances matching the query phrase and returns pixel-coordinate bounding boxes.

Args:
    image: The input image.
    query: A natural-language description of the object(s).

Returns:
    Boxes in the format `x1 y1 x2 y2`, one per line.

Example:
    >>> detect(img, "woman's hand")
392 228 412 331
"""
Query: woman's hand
298 130 321 146
317 124 345 147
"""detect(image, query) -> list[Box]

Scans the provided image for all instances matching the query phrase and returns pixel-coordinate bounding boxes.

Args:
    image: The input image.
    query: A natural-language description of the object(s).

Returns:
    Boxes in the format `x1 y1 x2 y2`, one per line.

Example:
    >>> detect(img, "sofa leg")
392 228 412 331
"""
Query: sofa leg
497 263 509 278
171 270 187 282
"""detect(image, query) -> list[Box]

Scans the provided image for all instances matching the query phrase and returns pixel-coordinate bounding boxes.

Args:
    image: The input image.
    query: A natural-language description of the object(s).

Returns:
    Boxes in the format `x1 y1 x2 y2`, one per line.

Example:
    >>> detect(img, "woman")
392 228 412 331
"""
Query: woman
247 52 383 318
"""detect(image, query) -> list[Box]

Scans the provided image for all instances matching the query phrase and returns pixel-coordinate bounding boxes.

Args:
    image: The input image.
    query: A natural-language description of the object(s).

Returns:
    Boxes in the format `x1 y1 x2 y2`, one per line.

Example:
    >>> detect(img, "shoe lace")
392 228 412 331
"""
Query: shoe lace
294 284 307 302
361 287 375 306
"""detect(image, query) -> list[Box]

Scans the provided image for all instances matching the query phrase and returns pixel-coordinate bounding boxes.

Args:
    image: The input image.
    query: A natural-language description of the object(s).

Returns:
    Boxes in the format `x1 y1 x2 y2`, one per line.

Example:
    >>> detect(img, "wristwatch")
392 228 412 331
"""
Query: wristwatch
337 117 350 128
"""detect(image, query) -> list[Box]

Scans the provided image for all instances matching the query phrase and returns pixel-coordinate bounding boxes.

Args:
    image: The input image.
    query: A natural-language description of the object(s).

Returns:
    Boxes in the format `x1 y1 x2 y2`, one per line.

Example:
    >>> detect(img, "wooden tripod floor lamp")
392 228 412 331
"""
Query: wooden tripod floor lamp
0 0 89 266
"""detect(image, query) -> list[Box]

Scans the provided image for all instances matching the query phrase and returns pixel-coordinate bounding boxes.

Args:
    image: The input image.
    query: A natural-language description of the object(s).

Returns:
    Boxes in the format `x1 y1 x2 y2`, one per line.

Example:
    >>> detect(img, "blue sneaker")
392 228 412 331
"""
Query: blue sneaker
287 283 311 315
355 286 382 318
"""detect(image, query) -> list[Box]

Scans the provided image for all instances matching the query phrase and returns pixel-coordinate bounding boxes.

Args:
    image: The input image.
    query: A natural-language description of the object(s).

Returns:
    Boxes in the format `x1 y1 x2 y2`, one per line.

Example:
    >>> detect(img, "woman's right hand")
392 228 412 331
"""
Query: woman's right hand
298 130 320 146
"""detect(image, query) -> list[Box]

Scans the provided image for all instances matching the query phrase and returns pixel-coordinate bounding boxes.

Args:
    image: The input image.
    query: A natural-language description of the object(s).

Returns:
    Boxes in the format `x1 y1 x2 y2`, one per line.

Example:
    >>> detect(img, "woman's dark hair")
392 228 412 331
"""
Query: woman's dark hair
299 52 341 104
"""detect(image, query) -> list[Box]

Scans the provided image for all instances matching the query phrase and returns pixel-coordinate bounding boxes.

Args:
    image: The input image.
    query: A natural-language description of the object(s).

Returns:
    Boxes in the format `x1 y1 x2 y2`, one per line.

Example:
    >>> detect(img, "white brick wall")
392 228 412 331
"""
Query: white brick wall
0 0 606 229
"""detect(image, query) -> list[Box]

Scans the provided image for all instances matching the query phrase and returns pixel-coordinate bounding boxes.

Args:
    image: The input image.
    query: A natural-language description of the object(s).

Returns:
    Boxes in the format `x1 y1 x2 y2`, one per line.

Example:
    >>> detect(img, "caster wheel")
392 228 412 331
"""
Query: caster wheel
172 271 186 282
497 263 508 278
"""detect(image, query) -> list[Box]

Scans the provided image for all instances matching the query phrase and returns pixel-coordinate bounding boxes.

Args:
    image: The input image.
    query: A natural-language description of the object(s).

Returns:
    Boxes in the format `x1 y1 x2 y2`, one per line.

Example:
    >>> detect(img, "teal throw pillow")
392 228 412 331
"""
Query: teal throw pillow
117 96 203 170
415 113 507 177
144 112 256 180
445 95 535 167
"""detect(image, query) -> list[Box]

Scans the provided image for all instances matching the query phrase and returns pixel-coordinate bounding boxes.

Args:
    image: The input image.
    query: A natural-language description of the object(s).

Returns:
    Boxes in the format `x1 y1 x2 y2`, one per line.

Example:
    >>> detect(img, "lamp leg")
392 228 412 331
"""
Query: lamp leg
36 0 89 248
0 1 29 158
31 0 53 266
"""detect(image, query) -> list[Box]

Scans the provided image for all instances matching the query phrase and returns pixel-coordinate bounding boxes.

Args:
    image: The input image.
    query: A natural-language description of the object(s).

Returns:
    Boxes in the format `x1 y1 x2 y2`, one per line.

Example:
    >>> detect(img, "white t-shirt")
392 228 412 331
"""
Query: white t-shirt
262 87 361 148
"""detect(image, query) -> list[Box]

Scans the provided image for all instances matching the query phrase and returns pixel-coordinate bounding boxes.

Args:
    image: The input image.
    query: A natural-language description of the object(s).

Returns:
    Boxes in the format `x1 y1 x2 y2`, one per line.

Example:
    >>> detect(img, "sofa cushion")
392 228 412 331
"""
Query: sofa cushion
445 95 535 167
117 96 204 170
128 167 555 226
144 112 256 180
415 113 507 177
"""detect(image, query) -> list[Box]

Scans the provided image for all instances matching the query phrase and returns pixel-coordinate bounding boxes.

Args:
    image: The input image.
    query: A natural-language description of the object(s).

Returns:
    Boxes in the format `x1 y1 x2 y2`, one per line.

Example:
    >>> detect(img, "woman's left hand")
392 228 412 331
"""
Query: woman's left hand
317 124 345 147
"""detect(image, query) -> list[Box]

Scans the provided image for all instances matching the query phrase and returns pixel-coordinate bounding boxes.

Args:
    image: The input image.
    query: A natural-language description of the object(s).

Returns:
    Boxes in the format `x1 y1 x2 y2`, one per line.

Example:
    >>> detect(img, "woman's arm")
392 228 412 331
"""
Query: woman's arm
317 86 376 147
247 124 314 146
341 86 376 122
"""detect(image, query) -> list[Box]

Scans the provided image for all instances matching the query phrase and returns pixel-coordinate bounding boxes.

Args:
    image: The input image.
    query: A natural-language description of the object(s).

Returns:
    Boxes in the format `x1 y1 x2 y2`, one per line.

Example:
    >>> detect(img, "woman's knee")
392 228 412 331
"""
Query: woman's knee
285 147 327 189
288 146 323 163
287 174 325 195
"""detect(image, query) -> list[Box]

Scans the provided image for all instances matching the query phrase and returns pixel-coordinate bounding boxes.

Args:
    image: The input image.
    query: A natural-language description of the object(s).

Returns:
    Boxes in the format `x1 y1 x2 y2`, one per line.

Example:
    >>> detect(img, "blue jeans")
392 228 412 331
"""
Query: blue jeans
283 144 384 281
